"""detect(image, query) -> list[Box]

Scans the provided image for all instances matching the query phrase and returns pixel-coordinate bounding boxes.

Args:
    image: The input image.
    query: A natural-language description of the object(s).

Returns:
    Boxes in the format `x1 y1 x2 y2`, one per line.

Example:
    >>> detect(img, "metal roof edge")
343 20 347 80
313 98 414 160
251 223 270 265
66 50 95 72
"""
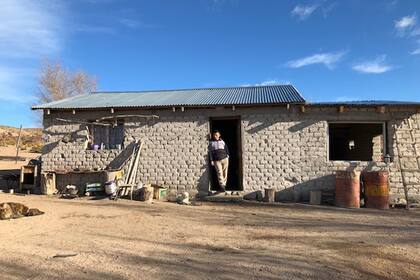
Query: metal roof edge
32 93 89 110
290 84 307 104
32 101 306 111
308 101 420 106
90 84 296 95
31 84 305 110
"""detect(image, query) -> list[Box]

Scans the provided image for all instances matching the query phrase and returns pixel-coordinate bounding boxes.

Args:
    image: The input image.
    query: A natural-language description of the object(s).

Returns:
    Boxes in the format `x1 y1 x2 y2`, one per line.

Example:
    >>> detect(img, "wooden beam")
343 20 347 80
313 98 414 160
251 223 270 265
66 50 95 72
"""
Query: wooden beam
232 105 236 111
181 107 185 112
56 118 110 126
378 106 386 114
338 105 345 113
172 107 176 112
96 114 159 122
15 125 22 164
111 108 114 114
286 104 290 110
46 109 50 115
72 109 76 115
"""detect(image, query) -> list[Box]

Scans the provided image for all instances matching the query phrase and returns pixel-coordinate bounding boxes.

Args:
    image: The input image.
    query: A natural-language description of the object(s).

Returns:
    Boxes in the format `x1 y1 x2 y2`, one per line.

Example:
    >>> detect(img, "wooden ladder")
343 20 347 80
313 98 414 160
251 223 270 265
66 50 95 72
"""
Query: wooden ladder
394 118 420 209
115 139 144 200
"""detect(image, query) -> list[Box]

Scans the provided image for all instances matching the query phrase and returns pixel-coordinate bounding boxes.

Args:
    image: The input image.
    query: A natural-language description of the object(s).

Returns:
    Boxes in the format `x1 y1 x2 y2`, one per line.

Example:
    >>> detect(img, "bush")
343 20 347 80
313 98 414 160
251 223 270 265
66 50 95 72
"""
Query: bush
29 145 43 153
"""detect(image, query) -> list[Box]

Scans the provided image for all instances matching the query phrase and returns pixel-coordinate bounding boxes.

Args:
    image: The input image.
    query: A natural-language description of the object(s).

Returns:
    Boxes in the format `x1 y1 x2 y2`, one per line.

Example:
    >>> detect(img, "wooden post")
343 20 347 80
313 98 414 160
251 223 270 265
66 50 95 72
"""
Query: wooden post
310 190 322 205
129 140 144 185
15 125 22 164
378 106 386 114
41 172 56 195
300 105 305 113
264 188 276 203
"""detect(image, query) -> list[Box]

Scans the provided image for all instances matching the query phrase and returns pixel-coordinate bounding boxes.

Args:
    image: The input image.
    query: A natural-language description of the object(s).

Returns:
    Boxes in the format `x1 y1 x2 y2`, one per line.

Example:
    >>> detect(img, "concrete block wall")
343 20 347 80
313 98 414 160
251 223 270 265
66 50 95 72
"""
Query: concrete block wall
41 105 420 200
123 113 210 197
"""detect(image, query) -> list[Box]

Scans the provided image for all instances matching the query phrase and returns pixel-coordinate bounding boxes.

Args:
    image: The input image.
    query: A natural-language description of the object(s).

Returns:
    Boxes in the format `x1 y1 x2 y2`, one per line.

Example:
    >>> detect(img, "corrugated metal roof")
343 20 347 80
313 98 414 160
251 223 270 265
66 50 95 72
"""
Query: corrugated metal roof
309 100 420 106
32 85 305 110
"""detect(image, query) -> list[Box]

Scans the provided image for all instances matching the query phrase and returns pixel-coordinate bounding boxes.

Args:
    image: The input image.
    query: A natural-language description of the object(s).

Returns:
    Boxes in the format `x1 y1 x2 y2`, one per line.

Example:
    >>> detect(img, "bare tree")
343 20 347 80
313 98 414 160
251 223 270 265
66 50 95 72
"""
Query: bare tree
37 60 97 103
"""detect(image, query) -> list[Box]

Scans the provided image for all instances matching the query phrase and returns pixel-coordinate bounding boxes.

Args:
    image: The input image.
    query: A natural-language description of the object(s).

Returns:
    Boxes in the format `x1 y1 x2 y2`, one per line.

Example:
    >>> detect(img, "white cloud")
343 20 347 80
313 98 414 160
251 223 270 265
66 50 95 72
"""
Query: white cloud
0 0 63 58
0 0 64 106
0 67 37 102
74 25 115 34
120 18 141 28
335 96 362 102
411 27 420 37
119 18 157 29
411 40 420 55
203 0 234 12
241 79 291 87
385 0 399 11
352 55 394 74
257 80 280 86
286 51 347 69
321 2 338 18
395 14 417 34
291 4 320 20
411 48 420 55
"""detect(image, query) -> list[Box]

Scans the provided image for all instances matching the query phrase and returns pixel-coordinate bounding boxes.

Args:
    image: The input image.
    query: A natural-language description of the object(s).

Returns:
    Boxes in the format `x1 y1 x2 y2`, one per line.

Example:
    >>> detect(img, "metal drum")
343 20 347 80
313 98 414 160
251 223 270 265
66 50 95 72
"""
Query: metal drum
363 171 389 209
335 171 360 208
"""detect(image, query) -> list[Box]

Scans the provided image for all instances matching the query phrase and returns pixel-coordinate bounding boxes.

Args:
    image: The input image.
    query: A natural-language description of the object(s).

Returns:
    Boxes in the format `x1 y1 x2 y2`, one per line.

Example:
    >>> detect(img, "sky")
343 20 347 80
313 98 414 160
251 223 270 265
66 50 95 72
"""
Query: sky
1 0 420 127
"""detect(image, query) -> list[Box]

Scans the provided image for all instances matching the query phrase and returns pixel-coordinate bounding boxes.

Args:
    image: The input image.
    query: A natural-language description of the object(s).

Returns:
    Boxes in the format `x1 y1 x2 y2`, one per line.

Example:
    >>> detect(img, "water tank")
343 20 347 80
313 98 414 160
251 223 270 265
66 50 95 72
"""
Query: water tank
335 171 360 208
363 171 389 209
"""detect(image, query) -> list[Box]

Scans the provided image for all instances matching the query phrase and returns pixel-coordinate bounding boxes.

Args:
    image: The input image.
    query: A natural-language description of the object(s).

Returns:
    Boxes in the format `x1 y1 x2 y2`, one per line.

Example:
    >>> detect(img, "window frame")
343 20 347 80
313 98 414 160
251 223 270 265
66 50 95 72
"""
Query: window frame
326 121 387 162
89 121 125 150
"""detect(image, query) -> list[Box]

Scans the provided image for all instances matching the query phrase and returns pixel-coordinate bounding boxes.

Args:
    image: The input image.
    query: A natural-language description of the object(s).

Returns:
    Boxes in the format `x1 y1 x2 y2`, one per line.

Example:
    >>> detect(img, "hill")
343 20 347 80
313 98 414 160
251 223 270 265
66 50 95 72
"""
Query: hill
0 126 43 152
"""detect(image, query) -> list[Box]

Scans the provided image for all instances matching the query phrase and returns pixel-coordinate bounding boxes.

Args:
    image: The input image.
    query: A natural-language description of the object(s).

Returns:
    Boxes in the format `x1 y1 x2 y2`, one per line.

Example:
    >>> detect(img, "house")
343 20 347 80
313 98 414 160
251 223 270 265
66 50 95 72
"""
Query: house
32 85 420 202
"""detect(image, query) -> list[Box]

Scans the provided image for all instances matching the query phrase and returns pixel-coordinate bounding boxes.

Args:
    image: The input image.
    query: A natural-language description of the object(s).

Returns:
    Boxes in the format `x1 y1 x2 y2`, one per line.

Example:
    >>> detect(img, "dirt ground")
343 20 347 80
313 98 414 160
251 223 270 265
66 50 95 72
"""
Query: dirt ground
0 145 40 170
0 194 419 280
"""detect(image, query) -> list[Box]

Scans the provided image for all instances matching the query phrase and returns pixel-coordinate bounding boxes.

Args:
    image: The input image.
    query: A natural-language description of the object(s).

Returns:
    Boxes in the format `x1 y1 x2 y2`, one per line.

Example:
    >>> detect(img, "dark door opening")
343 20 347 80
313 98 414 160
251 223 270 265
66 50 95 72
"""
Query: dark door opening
209 118 243 191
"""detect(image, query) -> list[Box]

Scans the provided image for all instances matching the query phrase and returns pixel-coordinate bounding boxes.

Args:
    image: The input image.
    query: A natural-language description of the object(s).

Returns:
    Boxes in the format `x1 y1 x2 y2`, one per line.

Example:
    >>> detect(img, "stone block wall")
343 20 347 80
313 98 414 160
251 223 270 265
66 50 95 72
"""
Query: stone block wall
41 105 420 200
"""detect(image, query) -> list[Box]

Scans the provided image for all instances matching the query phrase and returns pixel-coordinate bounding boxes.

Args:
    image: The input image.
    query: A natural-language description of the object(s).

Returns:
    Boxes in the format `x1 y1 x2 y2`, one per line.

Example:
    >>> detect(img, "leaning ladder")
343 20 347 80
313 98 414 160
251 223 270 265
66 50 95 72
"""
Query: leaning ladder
394 118 420 210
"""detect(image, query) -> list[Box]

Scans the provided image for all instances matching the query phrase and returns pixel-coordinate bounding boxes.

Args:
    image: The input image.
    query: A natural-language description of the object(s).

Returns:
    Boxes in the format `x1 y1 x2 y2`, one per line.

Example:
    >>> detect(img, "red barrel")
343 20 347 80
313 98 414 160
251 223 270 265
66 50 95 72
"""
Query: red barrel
335 171 360 208
363 171 389 209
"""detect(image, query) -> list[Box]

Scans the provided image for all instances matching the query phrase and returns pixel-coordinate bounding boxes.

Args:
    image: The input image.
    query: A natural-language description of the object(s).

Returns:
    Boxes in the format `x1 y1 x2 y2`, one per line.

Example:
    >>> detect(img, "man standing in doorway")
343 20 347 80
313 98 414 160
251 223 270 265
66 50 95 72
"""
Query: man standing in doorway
209 130 229 192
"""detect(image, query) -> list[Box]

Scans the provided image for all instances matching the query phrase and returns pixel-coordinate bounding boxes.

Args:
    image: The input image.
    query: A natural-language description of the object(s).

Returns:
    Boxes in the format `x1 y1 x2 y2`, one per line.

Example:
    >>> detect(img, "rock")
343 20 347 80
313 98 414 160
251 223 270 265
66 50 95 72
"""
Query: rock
133 186 154 202
410 203 420 208
390 197 407 207
176 192 191 205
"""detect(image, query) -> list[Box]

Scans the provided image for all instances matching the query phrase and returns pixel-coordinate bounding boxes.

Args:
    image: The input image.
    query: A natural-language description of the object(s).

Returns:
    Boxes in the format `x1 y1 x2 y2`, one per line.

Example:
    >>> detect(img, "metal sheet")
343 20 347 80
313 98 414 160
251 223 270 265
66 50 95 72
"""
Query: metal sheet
32 85 306 110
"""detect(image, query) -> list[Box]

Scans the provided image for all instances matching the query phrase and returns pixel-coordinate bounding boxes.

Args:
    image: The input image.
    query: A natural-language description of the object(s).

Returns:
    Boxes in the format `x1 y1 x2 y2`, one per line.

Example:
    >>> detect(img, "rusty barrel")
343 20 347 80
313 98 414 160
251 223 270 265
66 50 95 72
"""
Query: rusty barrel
363 171 389 209
335 171 360 208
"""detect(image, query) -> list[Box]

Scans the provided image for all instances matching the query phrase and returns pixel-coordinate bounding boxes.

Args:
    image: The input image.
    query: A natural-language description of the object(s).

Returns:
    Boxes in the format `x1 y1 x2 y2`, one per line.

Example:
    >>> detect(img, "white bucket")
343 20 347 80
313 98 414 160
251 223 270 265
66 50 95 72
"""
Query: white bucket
104 182 117 195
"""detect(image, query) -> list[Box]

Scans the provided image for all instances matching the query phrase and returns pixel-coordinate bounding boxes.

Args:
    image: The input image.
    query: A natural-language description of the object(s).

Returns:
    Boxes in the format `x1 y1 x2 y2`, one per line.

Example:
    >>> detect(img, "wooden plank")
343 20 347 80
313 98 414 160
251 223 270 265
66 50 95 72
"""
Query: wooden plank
15 125 22 164
125 140 139 184
97 115 159 122
394 122 412 210
129 140 144 185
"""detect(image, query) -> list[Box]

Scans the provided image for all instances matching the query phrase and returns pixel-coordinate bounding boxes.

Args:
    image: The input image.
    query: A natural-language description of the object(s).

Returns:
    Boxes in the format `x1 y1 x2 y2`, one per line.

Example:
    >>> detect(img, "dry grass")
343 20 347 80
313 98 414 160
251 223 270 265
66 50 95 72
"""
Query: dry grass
0 126 42 152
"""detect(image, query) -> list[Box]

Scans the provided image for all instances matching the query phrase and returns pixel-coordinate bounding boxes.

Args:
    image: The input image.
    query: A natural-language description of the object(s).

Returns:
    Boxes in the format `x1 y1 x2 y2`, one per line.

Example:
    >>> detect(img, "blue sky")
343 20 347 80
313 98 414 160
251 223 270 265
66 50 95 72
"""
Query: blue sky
1 0 420 127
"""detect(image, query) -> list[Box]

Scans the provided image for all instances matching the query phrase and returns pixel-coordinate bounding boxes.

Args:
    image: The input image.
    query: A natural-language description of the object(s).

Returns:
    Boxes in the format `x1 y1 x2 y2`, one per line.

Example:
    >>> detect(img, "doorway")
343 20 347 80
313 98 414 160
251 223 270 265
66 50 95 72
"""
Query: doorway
209 117 243 191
